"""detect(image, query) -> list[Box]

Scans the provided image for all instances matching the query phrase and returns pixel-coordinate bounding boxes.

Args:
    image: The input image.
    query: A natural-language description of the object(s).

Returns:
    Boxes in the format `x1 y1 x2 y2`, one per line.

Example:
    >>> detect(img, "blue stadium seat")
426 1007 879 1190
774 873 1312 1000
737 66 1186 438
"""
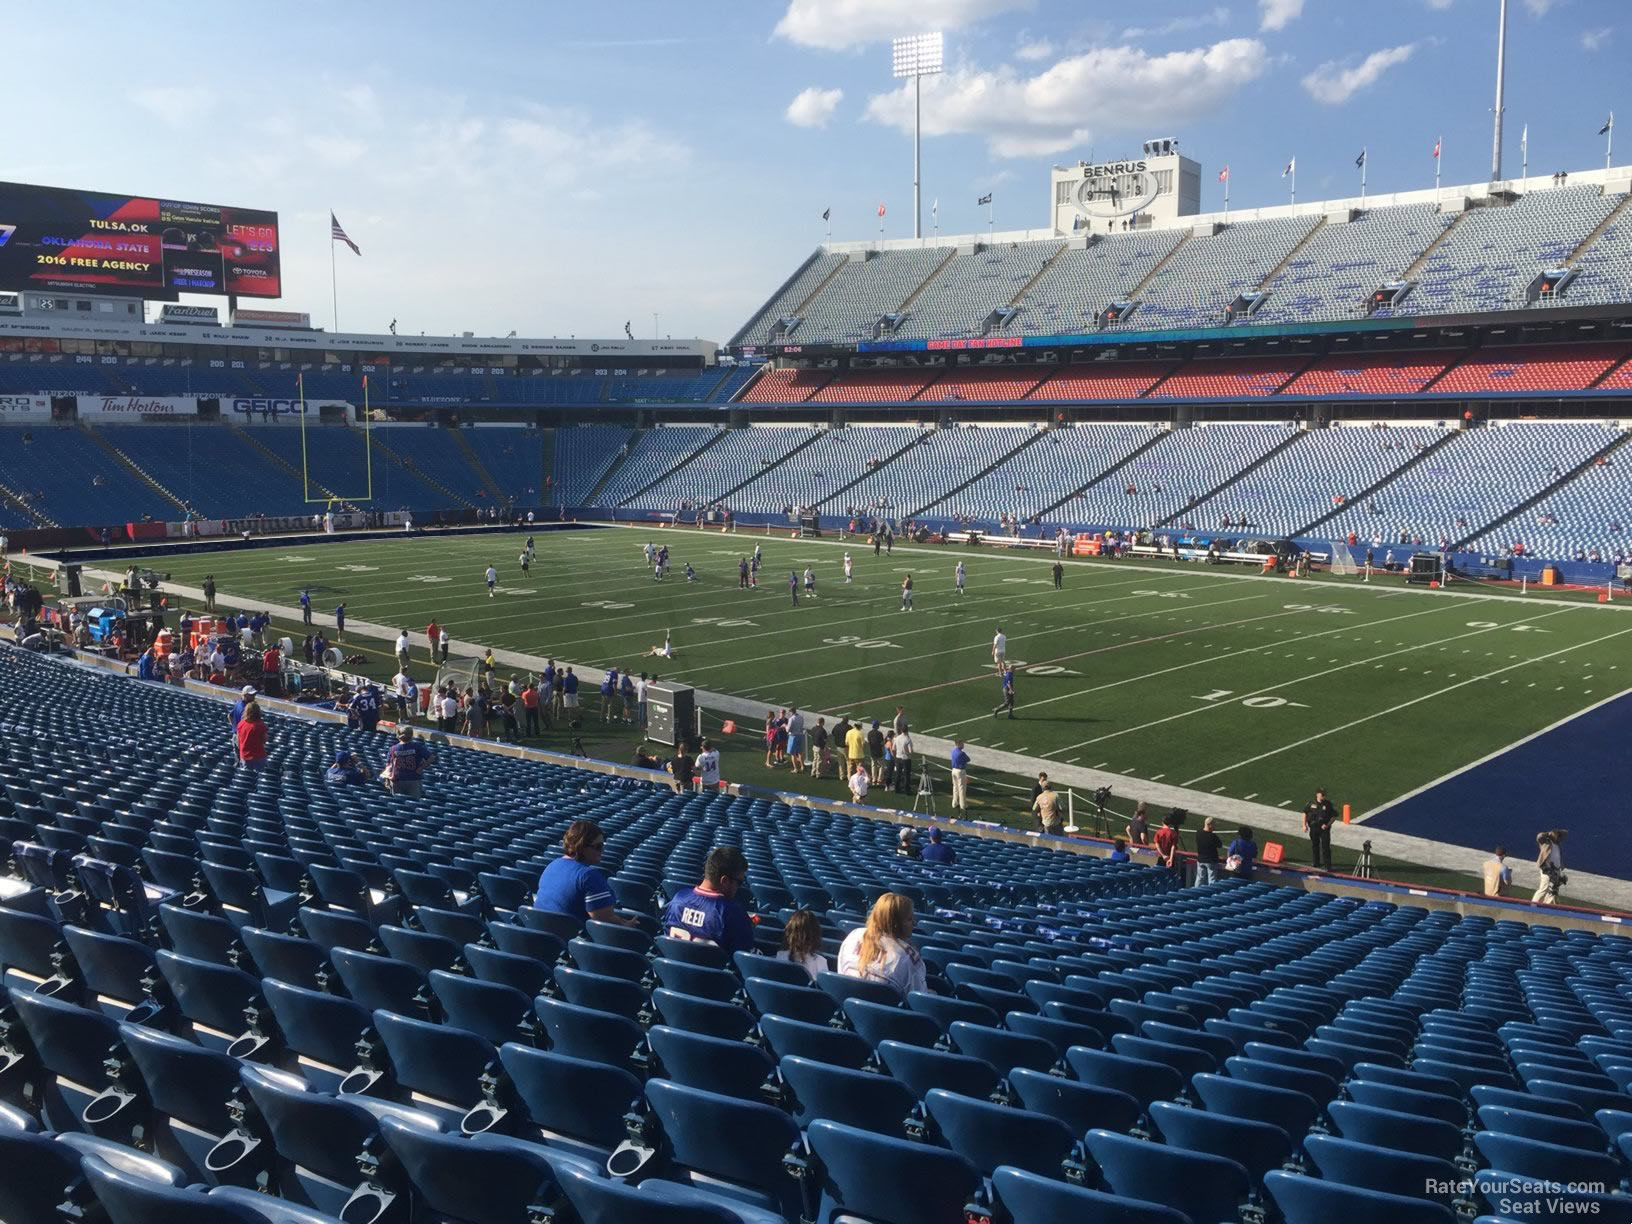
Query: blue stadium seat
1065 1046 1183 1111
554 1157 786 1224
1009 1066 1142 1136
533 996 643 1071
843 998 943 1049
376 1113 573 1224
991 1165 1190 1224
924 1088 1079 1179
499 1043 642 1161
1085 1128 1252 1224
803 1118 981 1224
1191 1071 1320 1137
1302 1134 1461 1206
1471 1129 1624 1187
1148 1100 1293 1191
636 1078 805 1220
647 1025 775 1101
949 1021 1058 1074
1327 1099 1464 1162
876 1039 1001 1101
778 1054 916 1134
427 968 532 1045
756 1014 870 1069
1264 1170 1457 1224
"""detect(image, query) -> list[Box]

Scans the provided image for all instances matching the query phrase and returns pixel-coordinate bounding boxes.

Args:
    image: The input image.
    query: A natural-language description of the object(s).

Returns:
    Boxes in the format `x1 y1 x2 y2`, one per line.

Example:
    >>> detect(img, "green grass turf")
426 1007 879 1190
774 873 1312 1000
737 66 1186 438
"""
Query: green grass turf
140 524 1631 897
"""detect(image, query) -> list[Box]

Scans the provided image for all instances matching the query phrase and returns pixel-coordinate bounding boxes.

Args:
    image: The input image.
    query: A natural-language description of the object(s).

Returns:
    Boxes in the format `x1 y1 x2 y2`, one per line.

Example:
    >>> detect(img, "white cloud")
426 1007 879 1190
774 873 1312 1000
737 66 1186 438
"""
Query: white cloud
306 136 367 167
128 86 215 125
1301 43 1417 105
773 0 1033 51
865 38 1270 158
1015 38 1055 61
1581 26 1611 50
1421 0 1454 8
785 86 844 128
1521 0 1556 14
1258 0 1304 32
1122 7 1230 39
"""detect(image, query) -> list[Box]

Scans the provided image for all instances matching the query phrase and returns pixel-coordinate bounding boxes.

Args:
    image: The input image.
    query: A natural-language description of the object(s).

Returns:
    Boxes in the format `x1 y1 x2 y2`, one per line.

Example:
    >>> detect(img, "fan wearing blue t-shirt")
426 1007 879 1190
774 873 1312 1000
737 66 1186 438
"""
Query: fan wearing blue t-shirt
662 846 756 954
534 819 637 928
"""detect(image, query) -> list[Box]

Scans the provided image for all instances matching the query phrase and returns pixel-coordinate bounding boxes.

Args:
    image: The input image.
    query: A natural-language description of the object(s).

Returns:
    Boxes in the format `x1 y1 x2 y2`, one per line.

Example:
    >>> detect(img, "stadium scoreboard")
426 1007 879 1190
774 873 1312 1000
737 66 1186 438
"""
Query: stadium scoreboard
0 181 280 300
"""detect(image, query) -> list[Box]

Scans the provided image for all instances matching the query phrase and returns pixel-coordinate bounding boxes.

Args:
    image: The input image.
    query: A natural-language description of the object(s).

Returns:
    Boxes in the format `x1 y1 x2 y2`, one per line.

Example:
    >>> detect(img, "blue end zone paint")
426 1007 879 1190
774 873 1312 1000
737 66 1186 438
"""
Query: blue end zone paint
1367 689 1631 881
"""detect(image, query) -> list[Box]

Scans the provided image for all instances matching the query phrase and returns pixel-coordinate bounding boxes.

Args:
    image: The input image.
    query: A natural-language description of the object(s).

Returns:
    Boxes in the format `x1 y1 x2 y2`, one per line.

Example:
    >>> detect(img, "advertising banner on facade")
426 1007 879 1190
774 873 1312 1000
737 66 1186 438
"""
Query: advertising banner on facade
78 396 198 417
0 394 51 419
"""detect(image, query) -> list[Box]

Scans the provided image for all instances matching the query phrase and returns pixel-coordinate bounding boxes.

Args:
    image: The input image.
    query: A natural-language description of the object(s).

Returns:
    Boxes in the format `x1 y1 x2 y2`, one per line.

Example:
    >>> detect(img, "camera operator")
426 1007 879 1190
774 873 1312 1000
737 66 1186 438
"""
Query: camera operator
1532 829 1568 905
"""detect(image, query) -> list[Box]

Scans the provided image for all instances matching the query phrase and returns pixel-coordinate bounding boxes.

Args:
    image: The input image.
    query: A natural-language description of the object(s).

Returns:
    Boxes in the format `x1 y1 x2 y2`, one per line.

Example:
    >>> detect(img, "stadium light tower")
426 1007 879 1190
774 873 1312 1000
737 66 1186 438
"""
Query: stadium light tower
892 32 943 240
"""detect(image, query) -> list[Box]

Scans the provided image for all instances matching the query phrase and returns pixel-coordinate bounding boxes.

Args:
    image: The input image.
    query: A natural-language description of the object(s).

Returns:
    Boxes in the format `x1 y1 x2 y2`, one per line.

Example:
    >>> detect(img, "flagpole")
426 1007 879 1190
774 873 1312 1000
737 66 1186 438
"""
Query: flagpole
329 218 339 333
987 196 993 236
1290 161 1296 205
1435 136 1442 192
1521 124 1528 180
1361 151 1368 203
1609 112 1616 170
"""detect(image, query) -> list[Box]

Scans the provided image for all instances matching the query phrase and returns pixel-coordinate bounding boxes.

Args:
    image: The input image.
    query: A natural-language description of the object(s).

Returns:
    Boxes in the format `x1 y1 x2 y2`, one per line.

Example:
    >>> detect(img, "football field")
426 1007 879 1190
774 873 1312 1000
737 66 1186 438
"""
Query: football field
149 524 1631 825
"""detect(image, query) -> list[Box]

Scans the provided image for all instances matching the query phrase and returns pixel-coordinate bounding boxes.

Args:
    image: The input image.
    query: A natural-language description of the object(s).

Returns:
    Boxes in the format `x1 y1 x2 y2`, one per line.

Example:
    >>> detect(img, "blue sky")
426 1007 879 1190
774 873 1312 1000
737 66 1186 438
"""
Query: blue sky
4 0 1623 344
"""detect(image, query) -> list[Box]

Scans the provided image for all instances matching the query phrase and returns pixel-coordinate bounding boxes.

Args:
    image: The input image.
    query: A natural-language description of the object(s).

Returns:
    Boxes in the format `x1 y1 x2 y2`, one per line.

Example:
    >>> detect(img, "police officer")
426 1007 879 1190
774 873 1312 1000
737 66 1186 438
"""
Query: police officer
1303 788 1337 871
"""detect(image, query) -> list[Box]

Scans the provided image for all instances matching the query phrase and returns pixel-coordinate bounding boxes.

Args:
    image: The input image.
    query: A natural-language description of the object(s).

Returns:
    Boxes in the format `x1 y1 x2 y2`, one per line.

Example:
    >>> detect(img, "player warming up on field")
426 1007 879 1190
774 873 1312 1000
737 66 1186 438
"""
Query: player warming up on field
738 557 750 589
955 560 966 597
900 574 913 611
992 662 1015 719
485 565 498 598
646 630 675 659
803 566 817 597
992 626 1006 666
788 571 799 606
843 552 853 582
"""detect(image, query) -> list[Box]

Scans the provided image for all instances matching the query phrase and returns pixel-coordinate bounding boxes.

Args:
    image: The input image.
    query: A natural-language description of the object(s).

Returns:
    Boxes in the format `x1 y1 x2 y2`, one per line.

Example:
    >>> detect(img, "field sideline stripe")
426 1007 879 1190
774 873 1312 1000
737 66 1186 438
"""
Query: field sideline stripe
1180 623 1632 787
1355 682 1632 823
1049 603 1582 758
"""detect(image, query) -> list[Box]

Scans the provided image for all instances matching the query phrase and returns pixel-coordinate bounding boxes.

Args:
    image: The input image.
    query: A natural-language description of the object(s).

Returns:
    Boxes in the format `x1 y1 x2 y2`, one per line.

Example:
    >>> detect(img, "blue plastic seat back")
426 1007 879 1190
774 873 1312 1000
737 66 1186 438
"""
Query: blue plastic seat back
1148 1099 1292 1186
1303 1134 1460 1206
533 996 643 1071
1327 1099 1464 1163
1476 1104 1607 1152
1009 1066 1141 1137
924 1088 1077 1179
816 970 902 1009
651 958 739 1003
428 969 531 1046
1192 1071 1319 1137
261 978 372 1085
330 948 425 1019
554 966 647 1020
1346 1078 1466 1127
1470 1169 1632 1224
905 989 1000 1034
376 1114 566 1223
567 938 649 984
371 1008 498 1112
1471 1129 1624 1187
378 924 462 978
239 927 328 991
81 1153 263 1224
649 988 755 1042
756 1014 870 1070
1086 1127 1251 1224
877 1039 1000 1101
742 975 837 1026
555 1159 770 1224
1065 1046 1183 1110
1111 1033 1218 1080
0 1129 92 1223
499 1043 642 1157
733 951 811 986
807 1118 981 1224
1264 1169 1457 1224
778 1054 916 1134
843 998 942 1050
9 990 121 1128
298 906 378 955
117 1021 241 1137
647 1026 774 1102
644 1078 802 1219
949 1021 1058 1074
1225 1053 1338 1103
465 943 554 999
237 1063 404 1186
992 1165 1191 1224
488 921 567 966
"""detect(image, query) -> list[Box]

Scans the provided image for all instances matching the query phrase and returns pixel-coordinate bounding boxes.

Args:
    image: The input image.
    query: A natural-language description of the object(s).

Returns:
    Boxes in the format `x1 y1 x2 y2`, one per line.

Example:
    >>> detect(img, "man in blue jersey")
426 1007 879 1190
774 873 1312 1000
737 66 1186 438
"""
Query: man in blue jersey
325 749 373 785
661 846 755 953
349 681 382 733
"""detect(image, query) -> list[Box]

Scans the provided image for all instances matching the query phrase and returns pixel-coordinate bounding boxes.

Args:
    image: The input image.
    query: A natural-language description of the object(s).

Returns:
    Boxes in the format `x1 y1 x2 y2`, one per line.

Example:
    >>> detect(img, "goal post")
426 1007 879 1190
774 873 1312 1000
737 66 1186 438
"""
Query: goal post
297 371 375 506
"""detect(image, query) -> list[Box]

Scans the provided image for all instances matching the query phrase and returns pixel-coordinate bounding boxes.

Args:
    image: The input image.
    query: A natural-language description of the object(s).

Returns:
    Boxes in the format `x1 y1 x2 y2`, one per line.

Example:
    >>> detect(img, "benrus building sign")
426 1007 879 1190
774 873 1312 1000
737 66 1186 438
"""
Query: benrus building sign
1051 137 1200 234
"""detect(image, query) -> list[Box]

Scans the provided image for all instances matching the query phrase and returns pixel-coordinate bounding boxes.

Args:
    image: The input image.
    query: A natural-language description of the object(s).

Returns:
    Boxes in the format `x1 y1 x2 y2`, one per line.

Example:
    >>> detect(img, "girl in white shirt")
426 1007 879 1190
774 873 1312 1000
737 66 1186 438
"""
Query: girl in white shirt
837 893 927 999
775 909 828 982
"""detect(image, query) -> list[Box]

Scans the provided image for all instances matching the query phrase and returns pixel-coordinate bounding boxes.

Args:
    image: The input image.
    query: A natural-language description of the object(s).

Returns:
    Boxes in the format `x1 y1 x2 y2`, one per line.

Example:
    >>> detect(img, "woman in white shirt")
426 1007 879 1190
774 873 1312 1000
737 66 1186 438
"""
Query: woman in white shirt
837 893 926 999
774 910 828 982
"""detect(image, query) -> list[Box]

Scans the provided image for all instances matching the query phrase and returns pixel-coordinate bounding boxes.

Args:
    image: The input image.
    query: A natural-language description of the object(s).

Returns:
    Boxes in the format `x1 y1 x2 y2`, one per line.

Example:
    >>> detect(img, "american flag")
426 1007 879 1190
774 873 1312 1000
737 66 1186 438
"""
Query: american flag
330 213 360 256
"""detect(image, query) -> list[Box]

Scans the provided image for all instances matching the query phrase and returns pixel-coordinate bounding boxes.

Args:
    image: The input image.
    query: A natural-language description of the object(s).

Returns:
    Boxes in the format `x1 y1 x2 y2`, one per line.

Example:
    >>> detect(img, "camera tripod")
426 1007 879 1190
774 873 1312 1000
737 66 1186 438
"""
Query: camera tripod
912 763 937 818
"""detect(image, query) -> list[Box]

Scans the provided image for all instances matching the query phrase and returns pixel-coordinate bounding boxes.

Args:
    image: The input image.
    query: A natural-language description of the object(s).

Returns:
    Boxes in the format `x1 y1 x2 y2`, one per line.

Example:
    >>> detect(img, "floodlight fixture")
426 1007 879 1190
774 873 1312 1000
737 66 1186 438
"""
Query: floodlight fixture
891 32 944 239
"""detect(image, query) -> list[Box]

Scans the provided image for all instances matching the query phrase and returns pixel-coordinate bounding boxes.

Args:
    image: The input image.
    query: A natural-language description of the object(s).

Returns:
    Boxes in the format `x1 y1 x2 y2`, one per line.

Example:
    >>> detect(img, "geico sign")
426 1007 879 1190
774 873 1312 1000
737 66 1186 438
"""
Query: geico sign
232 398 307 416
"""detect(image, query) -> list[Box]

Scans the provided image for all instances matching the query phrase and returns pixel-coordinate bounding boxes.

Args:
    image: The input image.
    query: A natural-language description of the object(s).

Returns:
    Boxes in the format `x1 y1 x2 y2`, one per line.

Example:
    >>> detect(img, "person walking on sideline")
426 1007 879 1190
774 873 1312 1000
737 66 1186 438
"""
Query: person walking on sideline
299 589 312 625
485 564 498 598
334 603 346 641
1483 846 1512 898
1533 830 1567 905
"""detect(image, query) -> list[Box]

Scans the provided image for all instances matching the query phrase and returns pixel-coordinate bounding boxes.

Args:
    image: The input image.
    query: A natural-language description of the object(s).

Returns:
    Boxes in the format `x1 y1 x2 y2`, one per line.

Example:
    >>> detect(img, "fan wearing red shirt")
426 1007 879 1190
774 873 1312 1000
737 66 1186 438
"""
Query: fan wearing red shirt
1153 813 1184 875
236 702 269 770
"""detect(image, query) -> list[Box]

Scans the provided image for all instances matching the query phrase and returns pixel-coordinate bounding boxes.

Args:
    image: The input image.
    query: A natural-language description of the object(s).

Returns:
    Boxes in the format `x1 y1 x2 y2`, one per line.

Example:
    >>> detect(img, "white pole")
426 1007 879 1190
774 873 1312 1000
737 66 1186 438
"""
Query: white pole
913 75 922 240
1609 113 1616 170
1435 136 1442 193
1361 152 1368 202
1491 0 1508 181
1521 124 1529 180
1290 161 1296 205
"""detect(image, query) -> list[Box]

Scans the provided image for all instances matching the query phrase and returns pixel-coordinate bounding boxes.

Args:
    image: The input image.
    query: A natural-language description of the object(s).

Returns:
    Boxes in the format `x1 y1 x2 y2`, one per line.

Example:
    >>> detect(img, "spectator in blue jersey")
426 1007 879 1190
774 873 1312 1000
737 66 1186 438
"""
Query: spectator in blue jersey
134 646 158 681
382 726 432 799
1109 838 1131 863
949 740 970 812
534 819 637 927
662 846 755 953
299 589 312 625
561 667 580 725
334 603 346 641
599 668 617 722
348 681 382 733
618 671 636 723
1225 826 1258 880
921 827 956 866
325 748 373 785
